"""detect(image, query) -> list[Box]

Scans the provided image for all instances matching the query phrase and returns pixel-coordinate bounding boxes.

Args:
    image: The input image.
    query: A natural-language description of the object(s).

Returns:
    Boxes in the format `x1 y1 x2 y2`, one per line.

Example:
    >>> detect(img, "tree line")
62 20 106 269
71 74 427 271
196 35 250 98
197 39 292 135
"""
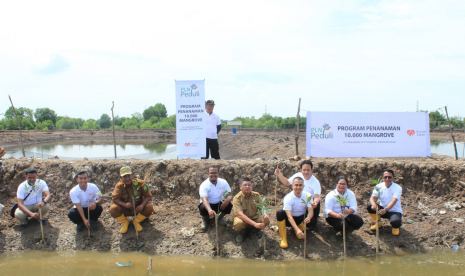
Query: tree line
0 104 463 130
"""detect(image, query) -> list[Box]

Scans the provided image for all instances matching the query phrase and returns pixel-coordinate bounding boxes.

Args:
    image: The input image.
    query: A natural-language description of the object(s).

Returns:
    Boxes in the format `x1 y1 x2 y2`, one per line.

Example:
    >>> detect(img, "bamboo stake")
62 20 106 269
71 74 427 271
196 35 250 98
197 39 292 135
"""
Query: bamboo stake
132 196 139 242
274 164 278 207
263 226 267 259
303 220 307 259
376 205 379 256
215 214 219 257
148 256 152 275
111 101 117 158
343 214 346 257
8 95 25 157
87 200 90 239
38 207 44 241
295 98 301 156
444 106 458 160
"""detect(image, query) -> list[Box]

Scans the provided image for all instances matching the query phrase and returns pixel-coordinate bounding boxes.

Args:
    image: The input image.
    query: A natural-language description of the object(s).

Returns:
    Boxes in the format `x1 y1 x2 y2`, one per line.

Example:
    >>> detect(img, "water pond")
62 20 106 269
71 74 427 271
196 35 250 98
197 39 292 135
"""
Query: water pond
0 250 464 276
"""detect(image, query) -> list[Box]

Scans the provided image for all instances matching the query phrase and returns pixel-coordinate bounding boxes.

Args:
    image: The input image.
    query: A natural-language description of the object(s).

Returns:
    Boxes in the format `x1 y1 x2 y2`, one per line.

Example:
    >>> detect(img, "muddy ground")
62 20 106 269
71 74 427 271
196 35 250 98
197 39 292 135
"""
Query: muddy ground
0 129 465 260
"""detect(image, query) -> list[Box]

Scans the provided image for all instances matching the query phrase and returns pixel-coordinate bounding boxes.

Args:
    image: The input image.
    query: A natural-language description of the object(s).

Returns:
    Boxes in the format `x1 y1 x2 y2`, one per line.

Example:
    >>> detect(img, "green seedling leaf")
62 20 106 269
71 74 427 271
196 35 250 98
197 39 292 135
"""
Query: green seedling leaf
256 196 272 216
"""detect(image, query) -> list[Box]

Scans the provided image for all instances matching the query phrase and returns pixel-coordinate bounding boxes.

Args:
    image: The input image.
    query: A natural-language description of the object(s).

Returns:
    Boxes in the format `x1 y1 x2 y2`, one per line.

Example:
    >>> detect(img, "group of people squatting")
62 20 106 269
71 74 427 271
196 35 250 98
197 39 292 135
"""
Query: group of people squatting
11 160 402 247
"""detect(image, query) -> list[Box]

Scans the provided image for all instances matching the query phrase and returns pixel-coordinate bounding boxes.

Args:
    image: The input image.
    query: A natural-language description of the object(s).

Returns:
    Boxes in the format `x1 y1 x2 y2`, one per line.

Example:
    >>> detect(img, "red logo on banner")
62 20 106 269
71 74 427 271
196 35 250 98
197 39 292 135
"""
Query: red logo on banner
407 130 415 136
185 143 191 147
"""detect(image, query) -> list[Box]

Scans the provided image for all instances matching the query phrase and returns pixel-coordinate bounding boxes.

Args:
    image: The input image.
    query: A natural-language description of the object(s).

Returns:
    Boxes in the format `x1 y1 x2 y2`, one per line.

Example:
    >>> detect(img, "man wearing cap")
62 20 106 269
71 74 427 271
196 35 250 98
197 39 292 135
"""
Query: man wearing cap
110 166 154 233
203 99 222 159
232 177 270 243
68 171 104 232
15 167 52 228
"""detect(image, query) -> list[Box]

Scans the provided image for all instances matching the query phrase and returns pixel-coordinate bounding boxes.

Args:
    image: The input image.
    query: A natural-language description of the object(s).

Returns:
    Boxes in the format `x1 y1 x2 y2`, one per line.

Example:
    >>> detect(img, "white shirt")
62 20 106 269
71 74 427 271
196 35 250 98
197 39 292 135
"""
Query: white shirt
199 178 231 204
288 173 321 198
324 188 358 218
283 190 313 217
70 183 102 208
17 179 49 206
206 112 221 139
372 182 402 213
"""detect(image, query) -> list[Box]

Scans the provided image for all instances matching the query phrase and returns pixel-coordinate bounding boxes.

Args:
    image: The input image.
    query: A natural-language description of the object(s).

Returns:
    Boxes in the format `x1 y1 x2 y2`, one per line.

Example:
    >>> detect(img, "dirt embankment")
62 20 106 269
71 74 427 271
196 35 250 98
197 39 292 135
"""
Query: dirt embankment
1 157 465 259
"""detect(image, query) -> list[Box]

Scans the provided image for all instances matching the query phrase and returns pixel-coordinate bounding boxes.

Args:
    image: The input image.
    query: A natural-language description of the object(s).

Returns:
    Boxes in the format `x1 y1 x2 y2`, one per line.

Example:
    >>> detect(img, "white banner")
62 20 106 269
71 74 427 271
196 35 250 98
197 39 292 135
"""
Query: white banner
306 112 431 157
175 80 206 158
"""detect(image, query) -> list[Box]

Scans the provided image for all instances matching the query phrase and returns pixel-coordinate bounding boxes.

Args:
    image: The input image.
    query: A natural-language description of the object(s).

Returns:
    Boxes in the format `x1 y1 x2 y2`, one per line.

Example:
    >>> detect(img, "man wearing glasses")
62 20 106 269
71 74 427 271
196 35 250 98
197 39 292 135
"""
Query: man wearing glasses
232 178 270 243
367 169 403 236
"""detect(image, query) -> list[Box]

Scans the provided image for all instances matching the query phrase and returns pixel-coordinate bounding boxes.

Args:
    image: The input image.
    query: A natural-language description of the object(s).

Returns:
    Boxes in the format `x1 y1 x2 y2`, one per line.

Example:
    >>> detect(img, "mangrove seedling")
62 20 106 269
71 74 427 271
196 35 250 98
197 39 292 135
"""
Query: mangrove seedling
335 195 349 257
215 190 232 257
255 196 272 256
300 194 312 259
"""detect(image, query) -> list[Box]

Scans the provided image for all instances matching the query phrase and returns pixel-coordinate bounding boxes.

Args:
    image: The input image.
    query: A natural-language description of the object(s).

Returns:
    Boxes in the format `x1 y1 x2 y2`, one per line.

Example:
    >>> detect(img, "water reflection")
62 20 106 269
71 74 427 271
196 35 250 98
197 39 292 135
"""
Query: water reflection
430 140 465 158
0 250 464 276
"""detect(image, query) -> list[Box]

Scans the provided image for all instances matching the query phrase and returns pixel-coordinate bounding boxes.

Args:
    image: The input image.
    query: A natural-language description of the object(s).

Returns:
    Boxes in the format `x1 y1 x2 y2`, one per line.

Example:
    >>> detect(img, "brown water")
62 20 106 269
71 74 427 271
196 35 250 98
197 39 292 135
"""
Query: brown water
1 250 464 276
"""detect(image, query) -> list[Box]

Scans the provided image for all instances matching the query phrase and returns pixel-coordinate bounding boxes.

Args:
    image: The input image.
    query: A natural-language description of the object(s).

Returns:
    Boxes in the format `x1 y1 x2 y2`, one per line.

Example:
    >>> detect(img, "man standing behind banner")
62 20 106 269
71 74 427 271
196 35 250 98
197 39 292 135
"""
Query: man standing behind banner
202 100 221 159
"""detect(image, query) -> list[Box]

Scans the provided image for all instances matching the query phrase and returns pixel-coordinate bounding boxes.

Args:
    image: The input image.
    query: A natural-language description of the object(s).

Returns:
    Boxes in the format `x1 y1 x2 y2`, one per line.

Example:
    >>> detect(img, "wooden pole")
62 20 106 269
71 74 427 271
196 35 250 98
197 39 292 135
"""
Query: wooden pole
343 213 346 257
8 95 25 157
132 196 139 242
275 164 278 207
295 98 301 156
38 207 44 242
215 215 219 257
303 221 307 259
111 101 117 158
87 200 90 239
376 207 379 256
444 106 458 160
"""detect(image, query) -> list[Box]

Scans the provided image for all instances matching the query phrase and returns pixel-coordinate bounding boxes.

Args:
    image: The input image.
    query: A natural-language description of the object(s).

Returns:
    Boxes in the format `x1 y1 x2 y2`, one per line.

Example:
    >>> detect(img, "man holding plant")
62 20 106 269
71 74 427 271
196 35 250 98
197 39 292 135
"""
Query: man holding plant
324 176 364 242
110 166 154 234
68 171 104 232
367 169 403 236
232 177 270 243
275 160 321 231
276 177 313 248
198 166 233 230
15 167 52 228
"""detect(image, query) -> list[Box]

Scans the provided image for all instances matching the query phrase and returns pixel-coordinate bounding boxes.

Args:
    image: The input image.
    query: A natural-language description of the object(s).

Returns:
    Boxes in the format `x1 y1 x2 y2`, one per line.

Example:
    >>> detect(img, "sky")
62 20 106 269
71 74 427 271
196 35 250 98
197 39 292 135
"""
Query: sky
0 0 464 121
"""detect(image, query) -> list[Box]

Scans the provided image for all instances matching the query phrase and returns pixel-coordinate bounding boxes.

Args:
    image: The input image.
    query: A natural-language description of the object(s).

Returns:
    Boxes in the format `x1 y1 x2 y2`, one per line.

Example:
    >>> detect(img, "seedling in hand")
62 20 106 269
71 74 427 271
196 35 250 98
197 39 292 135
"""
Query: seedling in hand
300 194 312 259
256 196 272 256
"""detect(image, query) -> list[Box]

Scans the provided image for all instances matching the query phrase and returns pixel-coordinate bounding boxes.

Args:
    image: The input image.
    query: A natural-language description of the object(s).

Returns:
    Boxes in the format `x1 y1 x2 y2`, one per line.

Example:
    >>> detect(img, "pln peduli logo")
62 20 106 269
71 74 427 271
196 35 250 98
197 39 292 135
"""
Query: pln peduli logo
181 84 200 97
311 123 334 139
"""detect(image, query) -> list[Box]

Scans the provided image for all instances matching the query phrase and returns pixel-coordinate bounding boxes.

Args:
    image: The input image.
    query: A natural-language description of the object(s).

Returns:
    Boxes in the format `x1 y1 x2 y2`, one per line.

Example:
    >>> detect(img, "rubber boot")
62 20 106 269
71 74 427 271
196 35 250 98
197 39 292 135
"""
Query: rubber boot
217 212 227 226
370 213 382 231
277 220 288 248
115 214 130 234
392 228 400 236
133 213 147 232
295 222 305 239
201 215 210 230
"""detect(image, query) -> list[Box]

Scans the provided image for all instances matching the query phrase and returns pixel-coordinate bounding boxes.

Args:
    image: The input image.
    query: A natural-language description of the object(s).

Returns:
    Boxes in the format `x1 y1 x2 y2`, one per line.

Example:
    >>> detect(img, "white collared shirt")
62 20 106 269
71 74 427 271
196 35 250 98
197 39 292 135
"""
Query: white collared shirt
206 112 221 139
288 173 321 197
17 179 49 206
283 190 313 216
199 178 231 204
70 183 102 208
372 182 402 213
324 188 358 218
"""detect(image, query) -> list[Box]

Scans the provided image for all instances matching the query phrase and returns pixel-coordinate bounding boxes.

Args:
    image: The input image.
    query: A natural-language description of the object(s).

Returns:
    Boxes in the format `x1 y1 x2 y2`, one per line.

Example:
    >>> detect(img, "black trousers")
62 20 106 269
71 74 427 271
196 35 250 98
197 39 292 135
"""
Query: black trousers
68 204 103 224
202 138 220 159
276 209 313 227
326 214 364 232
198 201 232 216
366 202 402 228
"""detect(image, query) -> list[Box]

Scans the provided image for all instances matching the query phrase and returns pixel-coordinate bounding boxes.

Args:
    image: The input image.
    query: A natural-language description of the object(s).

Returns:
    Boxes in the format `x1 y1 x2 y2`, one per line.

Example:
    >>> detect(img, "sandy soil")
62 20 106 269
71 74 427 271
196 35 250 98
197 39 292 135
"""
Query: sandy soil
0 130 465 260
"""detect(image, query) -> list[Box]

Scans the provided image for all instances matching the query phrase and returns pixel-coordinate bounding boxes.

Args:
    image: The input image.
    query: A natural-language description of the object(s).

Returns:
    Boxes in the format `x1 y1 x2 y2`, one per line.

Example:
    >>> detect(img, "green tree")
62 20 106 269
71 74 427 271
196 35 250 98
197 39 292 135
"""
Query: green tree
35 120 54 130
99 113 111 129
82 119 99 129
143 103 168 121
56 117 76 129
34 108 57 125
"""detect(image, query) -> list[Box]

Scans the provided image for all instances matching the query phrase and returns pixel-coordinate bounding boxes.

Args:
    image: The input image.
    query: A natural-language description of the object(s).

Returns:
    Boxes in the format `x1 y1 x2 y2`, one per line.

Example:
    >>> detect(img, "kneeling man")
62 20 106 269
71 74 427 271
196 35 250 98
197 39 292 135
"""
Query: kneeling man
68 171 103 232
232 178 270 243
276 177 313 248
110 167 153 233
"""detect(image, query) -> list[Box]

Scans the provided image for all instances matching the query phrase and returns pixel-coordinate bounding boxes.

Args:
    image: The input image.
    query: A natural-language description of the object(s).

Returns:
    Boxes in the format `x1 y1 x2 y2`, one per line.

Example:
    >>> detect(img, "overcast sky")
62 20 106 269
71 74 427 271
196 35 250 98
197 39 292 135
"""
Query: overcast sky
1 0 464 121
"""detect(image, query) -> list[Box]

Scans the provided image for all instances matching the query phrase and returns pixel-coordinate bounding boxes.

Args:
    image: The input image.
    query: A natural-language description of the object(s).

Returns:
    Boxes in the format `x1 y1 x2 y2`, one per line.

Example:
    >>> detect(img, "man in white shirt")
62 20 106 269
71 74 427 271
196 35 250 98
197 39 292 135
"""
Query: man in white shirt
202 100 221 159
198 166 233 230
324 176 364 242
275 160 321 231
276 177 314 248
68 171 104 232
15 167 52 228
367 169 403 236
